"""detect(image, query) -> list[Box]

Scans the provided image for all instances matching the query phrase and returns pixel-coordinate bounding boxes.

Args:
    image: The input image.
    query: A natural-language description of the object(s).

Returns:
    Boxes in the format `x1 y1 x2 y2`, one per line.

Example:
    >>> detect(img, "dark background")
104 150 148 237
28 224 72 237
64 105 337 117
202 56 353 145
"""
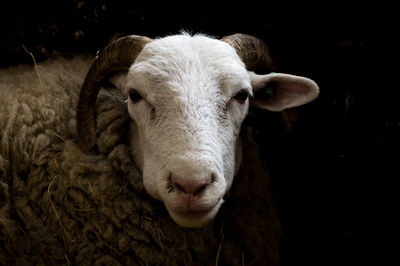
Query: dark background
1 1 397 265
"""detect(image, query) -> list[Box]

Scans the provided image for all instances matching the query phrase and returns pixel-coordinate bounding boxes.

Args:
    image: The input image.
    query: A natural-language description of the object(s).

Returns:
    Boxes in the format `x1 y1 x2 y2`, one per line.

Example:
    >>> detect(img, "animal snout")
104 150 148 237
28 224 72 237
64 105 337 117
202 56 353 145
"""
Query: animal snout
171 175 213 197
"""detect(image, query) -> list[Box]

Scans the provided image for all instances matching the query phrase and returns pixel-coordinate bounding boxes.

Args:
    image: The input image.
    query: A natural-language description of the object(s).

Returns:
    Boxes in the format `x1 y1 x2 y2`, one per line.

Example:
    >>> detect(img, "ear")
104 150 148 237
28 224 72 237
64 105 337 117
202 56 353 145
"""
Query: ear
249 72 319 111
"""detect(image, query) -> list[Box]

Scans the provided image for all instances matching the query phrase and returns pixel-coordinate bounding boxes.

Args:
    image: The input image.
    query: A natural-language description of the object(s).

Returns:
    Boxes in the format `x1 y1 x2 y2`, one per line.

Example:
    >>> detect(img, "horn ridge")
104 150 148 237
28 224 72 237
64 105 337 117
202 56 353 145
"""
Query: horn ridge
77 35 152 152
221 33 274 73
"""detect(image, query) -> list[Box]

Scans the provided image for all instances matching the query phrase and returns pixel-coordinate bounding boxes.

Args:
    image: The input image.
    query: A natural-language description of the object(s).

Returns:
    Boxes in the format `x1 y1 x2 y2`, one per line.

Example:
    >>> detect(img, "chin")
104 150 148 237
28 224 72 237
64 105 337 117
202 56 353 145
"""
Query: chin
167 199 224 228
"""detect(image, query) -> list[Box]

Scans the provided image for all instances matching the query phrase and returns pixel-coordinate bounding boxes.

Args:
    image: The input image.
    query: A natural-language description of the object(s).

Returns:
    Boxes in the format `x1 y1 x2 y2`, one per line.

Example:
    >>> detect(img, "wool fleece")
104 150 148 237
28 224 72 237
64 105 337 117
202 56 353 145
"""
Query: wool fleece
0 56 281 265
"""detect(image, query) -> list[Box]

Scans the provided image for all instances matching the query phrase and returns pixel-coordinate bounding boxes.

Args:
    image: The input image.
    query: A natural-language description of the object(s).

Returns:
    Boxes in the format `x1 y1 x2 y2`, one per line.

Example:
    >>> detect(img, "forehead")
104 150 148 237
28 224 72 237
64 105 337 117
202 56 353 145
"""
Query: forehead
126 35 250 95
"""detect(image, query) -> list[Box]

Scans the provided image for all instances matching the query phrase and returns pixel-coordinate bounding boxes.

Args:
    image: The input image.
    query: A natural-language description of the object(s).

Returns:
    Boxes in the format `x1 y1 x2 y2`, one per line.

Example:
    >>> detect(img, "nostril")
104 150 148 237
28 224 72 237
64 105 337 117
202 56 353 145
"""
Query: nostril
171 175 214 197
171 178 189 194
173 181 187 194
193 183 208 197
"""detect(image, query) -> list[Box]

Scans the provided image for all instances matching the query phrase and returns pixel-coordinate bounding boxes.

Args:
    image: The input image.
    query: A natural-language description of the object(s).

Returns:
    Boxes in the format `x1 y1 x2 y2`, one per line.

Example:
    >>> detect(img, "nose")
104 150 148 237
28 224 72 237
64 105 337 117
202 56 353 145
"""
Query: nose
171 174 215 197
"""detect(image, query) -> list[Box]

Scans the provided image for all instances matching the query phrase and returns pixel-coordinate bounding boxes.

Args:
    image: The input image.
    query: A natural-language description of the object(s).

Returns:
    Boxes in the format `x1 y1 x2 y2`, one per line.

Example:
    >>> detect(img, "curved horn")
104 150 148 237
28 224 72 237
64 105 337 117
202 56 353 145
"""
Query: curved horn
221 33 275 73
77 35 152 152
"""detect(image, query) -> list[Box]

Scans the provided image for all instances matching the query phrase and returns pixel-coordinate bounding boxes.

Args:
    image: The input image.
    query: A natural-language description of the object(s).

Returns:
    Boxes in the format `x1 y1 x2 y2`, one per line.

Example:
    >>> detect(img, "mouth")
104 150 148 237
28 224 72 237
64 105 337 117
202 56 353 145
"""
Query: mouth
167 199 224 228
175 209 213 219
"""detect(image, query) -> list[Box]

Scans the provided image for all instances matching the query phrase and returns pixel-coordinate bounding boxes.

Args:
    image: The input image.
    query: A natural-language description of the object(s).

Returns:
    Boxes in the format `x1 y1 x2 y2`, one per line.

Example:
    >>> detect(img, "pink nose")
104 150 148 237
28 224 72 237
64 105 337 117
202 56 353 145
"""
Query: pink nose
172 176 213 197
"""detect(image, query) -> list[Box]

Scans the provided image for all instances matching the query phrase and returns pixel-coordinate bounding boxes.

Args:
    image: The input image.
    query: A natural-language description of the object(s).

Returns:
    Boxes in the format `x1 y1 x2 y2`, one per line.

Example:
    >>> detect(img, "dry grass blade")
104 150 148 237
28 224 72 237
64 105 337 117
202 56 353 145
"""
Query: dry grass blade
88 182 94 193
22 45 43 90
215 232 224 266
53 132 66 142
248 256 261 265
154 220 166 255
48 175 69 245
16 224 30 238
64 252 70 266
47 158 71 265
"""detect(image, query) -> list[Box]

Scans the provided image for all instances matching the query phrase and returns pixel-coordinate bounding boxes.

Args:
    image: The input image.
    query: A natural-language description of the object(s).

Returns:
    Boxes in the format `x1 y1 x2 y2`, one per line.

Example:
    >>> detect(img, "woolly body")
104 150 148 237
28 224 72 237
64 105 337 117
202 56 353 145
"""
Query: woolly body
0 54 280 265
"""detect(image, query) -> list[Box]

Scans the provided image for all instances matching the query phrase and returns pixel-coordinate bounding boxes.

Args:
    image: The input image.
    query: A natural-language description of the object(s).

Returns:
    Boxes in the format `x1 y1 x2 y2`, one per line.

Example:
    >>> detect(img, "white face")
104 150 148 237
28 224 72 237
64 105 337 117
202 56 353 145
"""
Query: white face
123 35 252 228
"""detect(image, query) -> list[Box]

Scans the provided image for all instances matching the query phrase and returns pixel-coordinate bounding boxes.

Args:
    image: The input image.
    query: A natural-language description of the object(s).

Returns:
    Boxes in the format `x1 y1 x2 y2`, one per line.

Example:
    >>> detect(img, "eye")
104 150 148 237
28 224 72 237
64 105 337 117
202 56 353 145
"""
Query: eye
233 89 249 104
129 89 143 103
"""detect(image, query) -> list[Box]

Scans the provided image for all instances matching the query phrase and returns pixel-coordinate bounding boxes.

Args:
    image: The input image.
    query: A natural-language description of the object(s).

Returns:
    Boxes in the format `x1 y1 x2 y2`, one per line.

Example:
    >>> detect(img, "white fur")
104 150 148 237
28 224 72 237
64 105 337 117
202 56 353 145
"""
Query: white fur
123 35 250 227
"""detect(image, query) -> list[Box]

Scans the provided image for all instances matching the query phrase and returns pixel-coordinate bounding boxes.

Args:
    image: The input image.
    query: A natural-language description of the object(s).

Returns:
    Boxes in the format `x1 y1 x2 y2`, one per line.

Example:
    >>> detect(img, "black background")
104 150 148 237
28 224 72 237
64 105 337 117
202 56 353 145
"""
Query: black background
1 1 397 265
